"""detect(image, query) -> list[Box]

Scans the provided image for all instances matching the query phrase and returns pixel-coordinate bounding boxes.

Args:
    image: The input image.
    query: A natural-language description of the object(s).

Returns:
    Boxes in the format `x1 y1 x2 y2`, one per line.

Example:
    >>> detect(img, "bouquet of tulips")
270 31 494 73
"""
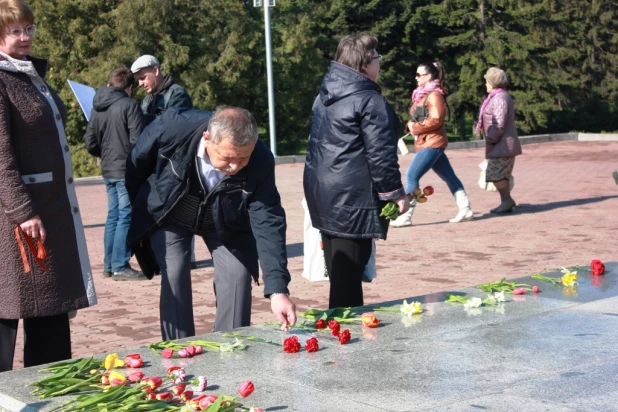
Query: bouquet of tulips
380 186 434 220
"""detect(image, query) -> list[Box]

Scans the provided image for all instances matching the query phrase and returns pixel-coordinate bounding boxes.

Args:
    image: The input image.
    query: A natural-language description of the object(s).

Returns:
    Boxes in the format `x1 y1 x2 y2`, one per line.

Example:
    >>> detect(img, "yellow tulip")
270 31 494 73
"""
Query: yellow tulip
108 371 127 386
103 353 125 370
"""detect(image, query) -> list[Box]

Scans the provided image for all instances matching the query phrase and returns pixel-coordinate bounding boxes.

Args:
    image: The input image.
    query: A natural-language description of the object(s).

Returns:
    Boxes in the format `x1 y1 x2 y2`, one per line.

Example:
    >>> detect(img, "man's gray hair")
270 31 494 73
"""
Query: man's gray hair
207 106 258 146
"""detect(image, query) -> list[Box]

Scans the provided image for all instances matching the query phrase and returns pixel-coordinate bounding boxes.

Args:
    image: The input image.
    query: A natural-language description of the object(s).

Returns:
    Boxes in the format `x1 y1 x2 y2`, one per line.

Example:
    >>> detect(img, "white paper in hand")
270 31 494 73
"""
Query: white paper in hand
397 136 410 155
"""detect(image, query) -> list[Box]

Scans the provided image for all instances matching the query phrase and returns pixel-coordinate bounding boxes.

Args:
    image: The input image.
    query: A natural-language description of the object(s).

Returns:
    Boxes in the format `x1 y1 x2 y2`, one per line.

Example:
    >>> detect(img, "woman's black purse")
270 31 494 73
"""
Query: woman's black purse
411 94 431 123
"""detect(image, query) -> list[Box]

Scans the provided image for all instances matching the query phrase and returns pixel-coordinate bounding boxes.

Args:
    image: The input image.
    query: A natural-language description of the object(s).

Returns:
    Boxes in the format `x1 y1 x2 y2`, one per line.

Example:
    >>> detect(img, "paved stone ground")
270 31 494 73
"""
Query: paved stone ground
11 140 618 369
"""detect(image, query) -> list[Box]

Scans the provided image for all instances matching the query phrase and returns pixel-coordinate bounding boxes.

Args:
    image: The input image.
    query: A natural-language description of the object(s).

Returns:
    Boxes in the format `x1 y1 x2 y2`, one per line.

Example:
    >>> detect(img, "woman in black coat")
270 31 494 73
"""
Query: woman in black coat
303 33 408 309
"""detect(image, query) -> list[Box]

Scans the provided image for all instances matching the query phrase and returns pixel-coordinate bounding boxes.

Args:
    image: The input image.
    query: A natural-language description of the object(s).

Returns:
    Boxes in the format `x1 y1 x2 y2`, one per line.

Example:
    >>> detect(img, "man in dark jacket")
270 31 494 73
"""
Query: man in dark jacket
131 54 198 269
84 67 146 281
130 54 193 125
126 106 296 339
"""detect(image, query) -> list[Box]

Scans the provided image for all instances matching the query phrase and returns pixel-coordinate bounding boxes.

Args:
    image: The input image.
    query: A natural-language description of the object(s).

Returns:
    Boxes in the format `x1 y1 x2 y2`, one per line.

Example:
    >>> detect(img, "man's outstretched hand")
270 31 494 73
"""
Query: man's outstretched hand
270 294 297 331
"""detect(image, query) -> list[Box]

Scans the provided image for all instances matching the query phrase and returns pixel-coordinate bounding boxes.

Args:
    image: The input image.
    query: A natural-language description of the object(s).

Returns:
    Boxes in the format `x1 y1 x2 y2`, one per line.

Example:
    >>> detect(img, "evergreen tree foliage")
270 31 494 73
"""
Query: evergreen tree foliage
21 0 618 175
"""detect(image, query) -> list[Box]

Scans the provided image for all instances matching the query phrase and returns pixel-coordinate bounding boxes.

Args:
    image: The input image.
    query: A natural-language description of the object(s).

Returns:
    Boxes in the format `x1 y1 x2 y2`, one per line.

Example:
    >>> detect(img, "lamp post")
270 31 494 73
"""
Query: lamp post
254 0 277 156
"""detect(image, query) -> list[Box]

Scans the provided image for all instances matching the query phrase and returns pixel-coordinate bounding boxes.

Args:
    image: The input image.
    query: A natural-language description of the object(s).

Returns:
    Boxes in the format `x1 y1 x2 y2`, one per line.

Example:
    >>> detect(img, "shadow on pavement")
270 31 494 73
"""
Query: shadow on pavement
410 195 618 226
472 194 618 221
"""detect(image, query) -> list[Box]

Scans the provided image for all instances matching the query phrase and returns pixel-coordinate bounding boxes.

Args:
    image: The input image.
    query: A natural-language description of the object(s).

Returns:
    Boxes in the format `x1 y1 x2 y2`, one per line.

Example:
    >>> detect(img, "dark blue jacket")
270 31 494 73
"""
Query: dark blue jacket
84 87 145 179
125 108 290 296
303 62 405 240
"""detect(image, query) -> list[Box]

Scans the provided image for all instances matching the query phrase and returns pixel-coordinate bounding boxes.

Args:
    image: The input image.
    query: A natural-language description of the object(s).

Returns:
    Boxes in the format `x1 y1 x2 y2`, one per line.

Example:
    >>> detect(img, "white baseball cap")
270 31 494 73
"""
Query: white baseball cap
130 55 160 73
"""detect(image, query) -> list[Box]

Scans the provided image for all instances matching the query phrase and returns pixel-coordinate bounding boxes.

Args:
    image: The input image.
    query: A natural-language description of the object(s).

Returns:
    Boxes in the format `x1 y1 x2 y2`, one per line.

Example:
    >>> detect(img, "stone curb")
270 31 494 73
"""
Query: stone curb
75 133 618 182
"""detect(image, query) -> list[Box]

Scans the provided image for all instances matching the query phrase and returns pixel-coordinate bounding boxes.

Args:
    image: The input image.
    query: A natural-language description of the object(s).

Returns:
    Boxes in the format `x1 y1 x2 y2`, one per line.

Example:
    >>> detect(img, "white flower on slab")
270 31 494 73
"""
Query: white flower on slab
463 297 482 309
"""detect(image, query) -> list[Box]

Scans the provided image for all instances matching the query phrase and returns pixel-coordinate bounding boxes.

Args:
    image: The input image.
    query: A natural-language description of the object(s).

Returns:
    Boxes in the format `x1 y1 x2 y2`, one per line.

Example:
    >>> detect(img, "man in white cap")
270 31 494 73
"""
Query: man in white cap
130 54 193 125
131 54 198 268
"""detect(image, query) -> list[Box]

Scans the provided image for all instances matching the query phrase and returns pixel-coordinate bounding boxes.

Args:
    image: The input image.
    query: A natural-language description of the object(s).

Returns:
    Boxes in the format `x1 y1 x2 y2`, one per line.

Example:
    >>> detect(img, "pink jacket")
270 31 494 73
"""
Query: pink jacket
482 92 522 158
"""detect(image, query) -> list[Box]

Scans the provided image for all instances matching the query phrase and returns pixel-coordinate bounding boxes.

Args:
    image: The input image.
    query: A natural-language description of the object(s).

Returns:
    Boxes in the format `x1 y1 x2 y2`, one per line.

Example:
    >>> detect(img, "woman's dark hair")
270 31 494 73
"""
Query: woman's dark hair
418 61 448 94
335 33 378 72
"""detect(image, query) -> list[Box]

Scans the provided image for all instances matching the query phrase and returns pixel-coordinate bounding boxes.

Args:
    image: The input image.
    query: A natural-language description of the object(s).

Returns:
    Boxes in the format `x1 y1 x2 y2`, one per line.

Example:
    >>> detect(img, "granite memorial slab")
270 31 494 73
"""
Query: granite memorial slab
0 262 616 411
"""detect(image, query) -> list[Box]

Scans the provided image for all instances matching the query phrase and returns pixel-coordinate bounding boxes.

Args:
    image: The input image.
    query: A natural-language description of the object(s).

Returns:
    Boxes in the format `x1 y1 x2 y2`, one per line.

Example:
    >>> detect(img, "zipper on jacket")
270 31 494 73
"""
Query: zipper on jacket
159 153 181 180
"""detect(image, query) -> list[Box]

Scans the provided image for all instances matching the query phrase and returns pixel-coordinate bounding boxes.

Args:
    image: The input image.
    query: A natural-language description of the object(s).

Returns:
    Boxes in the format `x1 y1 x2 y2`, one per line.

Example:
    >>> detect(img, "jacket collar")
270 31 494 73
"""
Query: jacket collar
0 52 47 78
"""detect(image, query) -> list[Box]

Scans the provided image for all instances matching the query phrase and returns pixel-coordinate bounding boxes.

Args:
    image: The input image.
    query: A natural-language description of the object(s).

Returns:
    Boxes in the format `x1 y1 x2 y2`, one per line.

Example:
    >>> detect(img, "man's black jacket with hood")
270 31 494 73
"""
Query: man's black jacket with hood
84 86 145 179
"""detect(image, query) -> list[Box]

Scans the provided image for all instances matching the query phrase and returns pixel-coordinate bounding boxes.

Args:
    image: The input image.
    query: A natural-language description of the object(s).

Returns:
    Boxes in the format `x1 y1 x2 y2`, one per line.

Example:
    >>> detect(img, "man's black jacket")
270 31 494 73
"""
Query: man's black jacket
84 87 144 179
125 108 290 296
141 75 193 125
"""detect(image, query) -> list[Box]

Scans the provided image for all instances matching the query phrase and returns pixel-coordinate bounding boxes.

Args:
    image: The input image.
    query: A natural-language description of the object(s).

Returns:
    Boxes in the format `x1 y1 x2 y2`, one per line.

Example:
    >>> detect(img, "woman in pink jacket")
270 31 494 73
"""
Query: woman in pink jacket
477 67 522 213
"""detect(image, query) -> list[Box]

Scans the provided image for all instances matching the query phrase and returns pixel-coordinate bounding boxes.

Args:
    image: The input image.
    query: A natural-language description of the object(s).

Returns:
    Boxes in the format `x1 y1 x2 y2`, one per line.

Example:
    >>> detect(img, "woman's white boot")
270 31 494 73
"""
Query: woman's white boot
389 200 415 227
449 190 474 223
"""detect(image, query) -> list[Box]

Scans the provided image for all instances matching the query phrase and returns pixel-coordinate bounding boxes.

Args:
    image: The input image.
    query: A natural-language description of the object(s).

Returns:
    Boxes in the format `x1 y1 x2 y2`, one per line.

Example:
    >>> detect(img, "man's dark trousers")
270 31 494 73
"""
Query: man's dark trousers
150 225 255 340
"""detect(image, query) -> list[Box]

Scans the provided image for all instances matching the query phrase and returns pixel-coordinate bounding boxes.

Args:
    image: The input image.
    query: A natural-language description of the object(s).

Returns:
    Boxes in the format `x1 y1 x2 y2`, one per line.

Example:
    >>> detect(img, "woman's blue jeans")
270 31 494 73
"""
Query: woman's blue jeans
405 148 464 196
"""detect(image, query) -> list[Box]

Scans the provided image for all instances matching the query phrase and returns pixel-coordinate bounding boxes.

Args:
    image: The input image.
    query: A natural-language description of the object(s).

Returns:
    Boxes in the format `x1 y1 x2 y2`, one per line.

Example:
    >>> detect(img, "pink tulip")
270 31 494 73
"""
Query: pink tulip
126 357 144 368
513 287 527 295
162 348 174 359
178 348 188 358
128 371 143 383
238 381 255 398
195 345 204 354
200 394 219 409
124 353 142 362
532 285 540 293
186 345 196 357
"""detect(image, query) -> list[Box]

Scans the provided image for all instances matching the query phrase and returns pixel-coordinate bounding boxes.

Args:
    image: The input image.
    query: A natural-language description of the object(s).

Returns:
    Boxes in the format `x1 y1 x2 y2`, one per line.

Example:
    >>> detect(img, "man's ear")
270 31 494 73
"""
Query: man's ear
153 66 161 76
203 131 211 143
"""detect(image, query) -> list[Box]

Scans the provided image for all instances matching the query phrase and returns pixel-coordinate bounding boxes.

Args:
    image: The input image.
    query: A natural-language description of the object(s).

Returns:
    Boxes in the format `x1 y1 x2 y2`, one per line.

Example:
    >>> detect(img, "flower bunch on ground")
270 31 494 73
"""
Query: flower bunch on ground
149 339 246 357
477 278 534 294
447 292 505 308
532 267 578 287
31 353 260 411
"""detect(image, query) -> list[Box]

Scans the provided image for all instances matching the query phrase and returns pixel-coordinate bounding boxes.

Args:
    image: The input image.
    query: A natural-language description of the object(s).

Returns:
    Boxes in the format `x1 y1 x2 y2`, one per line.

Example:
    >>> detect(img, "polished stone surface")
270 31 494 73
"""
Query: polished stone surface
1 262 617 411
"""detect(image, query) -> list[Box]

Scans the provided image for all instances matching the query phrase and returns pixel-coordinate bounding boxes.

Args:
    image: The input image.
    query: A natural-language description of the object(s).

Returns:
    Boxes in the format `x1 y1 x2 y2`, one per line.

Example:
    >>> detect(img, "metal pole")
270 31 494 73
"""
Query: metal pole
263 2 277 156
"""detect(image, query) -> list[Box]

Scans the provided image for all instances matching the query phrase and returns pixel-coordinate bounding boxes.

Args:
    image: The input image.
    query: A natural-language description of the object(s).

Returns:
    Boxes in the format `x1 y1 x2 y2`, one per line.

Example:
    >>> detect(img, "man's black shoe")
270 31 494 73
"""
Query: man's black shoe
103 271 112 278
113 267 148 281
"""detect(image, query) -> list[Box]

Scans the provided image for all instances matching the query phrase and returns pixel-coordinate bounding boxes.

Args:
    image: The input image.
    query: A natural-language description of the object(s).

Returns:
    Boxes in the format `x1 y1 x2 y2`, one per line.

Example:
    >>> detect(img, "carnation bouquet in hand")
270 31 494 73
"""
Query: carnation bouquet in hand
380 186 434 220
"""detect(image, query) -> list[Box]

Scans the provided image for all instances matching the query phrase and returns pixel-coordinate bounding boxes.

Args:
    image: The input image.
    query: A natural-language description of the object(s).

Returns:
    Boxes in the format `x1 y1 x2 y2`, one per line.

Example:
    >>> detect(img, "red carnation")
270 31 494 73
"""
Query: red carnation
338 329 351 345
591 259 605 276
283 335 301 353
315 319 326 329
328 320 340 336
304 337 319 353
